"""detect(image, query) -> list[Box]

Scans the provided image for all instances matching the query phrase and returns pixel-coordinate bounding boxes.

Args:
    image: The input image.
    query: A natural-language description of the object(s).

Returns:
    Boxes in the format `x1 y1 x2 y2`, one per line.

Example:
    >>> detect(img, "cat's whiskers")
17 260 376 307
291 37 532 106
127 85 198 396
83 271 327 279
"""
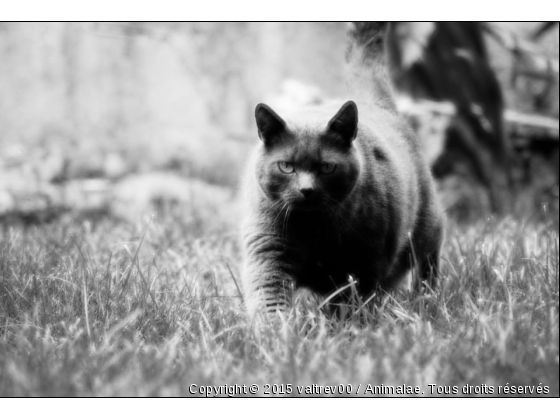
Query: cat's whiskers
281 204 292 242
271 200 293 243
269 200 288 229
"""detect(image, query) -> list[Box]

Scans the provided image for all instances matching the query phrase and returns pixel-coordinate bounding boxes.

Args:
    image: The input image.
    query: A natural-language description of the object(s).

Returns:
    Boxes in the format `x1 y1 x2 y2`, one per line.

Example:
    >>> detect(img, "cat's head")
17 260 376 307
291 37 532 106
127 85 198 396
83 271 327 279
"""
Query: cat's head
254 101 361 211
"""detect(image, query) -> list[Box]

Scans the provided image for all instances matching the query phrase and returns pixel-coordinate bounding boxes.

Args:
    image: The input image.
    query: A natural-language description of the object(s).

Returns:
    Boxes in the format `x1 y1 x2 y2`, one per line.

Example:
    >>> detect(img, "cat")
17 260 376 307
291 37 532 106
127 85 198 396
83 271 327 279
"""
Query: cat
240 22 445 316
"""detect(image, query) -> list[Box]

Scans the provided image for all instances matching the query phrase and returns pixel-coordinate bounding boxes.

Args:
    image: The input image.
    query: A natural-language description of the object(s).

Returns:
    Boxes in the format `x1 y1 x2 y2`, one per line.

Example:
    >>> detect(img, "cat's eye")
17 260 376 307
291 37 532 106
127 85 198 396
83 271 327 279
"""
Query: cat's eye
320 162 337 174
278 162 295 174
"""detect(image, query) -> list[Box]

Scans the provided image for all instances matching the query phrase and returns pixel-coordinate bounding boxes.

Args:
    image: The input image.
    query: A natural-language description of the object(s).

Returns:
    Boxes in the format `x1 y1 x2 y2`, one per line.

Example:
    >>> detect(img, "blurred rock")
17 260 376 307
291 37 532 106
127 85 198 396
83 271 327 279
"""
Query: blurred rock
103 152 128 179
0 190 15 214
36 147 66 183
267 79 324 115
65 145 107 180
111 172 239 225
0 172 63 218
63 178 110 211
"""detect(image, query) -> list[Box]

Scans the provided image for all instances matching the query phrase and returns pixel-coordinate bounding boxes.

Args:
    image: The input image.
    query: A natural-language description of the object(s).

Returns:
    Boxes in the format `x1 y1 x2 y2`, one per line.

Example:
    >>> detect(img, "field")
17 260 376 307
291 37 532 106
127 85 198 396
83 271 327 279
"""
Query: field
0 20 558 402
0 199 558 397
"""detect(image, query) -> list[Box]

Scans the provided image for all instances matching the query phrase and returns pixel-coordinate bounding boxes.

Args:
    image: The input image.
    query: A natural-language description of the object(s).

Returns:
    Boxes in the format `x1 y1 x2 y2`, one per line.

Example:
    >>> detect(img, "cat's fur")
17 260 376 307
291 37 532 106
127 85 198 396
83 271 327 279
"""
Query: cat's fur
241 23 444 316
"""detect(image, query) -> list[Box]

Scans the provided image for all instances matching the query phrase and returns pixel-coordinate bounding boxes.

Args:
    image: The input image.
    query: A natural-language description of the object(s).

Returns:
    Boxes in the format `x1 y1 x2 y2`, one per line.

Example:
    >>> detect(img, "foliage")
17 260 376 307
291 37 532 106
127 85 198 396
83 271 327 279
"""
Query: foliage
532 22 559 41
0 208 558 396
386 22 511 213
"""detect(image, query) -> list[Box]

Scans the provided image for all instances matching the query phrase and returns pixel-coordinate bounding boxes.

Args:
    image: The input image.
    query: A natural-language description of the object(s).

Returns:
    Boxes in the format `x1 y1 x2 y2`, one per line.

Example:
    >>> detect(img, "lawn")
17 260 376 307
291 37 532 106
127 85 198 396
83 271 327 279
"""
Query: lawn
0 203 558 397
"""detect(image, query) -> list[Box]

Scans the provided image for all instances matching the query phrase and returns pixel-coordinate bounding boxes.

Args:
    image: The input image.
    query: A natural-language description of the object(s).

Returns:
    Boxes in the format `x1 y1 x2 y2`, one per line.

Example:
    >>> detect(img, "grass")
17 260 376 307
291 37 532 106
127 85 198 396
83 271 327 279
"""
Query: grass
0 204 558 397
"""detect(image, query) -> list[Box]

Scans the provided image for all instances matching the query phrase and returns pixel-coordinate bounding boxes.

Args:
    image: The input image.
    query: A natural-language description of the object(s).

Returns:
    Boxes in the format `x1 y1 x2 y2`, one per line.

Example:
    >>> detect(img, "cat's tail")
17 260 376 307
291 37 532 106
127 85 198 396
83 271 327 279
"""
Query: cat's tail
346 22 396 112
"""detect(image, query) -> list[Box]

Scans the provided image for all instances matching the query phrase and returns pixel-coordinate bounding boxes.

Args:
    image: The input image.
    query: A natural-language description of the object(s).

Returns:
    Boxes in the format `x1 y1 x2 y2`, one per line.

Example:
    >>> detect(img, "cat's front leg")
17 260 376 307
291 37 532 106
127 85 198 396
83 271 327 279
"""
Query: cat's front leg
352 255 388 298
241 234 300 318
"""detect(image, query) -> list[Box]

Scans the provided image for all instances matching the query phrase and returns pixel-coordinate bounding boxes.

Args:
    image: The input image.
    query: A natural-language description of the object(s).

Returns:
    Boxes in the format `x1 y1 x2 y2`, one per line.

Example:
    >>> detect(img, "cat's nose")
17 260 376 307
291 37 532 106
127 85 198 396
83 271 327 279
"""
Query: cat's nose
297 173 315 198
299 187 315 198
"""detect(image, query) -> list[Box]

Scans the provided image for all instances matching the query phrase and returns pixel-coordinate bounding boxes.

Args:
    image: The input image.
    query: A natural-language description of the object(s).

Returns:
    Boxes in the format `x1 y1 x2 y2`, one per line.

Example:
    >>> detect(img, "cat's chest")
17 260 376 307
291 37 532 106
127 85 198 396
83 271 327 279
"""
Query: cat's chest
287 212 349 251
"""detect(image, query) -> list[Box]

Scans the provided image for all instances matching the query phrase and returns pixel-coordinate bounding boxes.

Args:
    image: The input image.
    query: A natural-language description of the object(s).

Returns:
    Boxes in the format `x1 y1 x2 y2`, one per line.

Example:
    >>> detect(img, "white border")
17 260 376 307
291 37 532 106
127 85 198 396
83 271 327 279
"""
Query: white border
2 399 559 419
2 1 558 21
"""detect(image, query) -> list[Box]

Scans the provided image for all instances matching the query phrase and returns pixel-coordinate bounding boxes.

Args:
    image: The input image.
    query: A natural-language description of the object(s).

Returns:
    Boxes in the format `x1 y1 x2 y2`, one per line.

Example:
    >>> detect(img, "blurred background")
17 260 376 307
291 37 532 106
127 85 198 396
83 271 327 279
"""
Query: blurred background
0 22 558 228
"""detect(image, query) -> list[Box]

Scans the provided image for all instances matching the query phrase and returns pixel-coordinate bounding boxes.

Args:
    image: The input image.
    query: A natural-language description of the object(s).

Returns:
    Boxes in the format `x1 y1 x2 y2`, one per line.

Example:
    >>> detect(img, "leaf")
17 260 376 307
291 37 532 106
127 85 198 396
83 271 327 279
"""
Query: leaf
532 22 559 40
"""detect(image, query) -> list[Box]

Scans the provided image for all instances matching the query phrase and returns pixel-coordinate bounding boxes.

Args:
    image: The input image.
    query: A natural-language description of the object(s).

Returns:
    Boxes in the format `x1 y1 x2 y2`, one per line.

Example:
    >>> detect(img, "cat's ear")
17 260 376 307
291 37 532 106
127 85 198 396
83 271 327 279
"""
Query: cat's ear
255 103 287 146
326 101 358 146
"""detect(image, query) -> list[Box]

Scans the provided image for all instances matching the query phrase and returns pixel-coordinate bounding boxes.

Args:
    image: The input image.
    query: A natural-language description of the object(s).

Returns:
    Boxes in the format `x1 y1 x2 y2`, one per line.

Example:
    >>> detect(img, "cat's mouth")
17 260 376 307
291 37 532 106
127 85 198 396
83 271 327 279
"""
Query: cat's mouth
291 197 323 212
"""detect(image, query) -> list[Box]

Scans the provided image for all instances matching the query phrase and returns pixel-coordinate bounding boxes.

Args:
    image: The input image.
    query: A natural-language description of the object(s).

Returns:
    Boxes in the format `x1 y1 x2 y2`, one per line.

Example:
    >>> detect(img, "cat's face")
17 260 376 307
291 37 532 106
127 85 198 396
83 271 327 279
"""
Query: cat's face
255 101 361 211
